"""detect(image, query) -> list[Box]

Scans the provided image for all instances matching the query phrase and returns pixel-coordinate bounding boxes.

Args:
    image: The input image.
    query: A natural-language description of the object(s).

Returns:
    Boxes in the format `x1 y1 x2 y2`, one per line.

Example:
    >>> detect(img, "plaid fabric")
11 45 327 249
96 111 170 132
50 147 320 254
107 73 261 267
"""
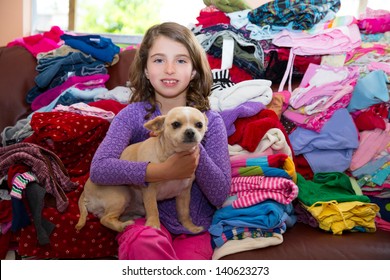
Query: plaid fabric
248 0 341 30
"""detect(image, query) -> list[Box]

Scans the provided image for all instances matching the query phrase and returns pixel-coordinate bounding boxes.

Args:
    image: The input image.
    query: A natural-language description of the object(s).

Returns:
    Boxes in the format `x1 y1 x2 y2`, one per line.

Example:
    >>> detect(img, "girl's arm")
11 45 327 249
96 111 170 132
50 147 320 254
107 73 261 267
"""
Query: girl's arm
195 111 232 207
90 104 202 185
89 105 149 186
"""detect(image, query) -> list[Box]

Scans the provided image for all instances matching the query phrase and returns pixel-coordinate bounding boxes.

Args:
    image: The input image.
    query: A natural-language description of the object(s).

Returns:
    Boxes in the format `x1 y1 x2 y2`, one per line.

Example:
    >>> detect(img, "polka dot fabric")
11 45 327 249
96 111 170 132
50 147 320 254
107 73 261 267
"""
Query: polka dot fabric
16 111 119 259
16 186 118 259
26 111 110 180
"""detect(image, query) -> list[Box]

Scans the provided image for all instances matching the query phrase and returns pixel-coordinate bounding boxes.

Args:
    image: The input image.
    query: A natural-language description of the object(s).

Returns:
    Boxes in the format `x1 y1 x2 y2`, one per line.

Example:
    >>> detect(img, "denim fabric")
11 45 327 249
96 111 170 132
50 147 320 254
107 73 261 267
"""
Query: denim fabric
48 62 107 89
35 52 96 88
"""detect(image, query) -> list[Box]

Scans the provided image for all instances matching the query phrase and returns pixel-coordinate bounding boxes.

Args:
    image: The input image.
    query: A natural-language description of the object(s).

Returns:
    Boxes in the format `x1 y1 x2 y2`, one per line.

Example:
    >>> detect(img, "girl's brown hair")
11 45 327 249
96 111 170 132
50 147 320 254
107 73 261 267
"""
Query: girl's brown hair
129 22 212 119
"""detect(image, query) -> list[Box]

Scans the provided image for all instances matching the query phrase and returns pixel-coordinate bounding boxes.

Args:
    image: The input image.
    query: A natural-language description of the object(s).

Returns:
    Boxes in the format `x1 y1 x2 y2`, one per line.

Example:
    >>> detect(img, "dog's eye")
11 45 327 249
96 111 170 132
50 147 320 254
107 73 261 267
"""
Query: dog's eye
171 121 181 129
195 122 203 129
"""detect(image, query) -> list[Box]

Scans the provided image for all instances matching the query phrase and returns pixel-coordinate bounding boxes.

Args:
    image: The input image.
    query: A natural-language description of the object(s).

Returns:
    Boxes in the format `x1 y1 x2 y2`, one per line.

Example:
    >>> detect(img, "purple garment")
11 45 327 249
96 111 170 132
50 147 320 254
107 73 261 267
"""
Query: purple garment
289 108 359 173
219 101 265 136
90 102 232 234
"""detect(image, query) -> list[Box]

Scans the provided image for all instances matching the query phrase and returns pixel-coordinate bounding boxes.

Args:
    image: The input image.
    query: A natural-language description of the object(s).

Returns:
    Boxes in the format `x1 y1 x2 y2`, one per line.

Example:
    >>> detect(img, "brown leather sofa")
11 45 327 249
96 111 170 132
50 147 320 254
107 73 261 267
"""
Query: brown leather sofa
1 45 389 260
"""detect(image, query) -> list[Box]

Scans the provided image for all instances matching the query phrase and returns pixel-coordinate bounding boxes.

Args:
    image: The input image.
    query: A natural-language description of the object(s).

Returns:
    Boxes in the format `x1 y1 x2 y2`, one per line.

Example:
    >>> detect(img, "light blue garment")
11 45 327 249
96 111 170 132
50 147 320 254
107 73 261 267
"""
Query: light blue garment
289 108 359 173
304 149 355 173
352 155 389 178
372 166 390 186
347 70 389 112
209 200 294 236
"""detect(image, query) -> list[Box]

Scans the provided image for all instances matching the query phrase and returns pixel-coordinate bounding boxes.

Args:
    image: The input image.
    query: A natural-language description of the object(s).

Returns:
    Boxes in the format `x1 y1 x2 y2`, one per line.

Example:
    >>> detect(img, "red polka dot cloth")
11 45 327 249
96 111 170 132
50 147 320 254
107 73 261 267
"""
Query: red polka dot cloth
15 111 119 259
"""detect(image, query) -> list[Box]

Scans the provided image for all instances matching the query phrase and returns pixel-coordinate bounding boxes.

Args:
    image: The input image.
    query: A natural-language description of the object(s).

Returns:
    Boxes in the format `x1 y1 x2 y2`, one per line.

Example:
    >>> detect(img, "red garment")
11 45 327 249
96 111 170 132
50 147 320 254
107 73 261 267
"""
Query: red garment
16 184 118 259
0 230 12 259
7 164 30 191
207 55 253 83
276 47 322 74
25 111 109 182
293 155 314 180
353 103 389 131
88 99 127 115
354 110 386 131
196 10 230 28
0 200 12 224
228 109 293 154
14 111 117 259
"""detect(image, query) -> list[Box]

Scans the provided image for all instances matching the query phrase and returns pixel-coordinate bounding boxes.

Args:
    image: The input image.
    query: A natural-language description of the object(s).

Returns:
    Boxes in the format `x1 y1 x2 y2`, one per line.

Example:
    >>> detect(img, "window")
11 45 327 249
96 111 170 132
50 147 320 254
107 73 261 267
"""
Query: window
32 0 70 31
32 0 206 44
32 0 389 45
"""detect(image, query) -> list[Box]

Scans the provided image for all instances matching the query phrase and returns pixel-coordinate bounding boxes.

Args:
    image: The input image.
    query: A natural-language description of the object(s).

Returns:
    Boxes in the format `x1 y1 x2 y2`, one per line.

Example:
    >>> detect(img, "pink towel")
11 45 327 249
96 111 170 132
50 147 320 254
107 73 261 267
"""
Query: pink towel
230 176 299 208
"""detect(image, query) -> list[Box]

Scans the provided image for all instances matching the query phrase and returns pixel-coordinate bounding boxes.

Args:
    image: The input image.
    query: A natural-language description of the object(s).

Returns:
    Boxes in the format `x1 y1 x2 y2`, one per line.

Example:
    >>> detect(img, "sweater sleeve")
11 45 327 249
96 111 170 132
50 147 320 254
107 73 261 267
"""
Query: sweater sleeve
89 103 150 186
195 110 231 207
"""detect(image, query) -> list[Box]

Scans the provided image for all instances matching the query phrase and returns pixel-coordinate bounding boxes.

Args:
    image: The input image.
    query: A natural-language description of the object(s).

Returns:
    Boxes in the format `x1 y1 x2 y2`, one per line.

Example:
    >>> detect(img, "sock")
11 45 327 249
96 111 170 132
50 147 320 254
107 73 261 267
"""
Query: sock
25 182 55 245
11 198 31 232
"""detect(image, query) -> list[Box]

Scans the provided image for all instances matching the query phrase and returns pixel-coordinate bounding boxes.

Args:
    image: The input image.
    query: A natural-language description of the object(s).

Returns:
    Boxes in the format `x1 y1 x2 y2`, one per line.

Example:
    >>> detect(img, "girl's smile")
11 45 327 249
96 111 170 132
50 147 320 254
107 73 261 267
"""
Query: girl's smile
145 35 195 102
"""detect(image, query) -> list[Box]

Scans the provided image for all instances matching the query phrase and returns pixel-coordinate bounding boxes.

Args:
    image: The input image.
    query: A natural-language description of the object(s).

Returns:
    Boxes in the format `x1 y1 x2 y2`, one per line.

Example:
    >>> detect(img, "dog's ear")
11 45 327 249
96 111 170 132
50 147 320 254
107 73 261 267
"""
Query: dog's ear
144 115 166 135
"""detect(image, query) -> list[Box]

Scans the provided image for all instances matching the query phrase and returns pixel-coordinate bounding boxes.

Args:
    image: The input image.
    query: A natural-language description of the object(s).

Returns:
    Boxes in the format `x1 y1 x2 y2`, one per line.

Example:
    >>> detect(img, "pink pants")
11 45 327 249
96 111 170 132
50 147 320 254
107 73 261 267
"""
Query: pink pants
116 218 213 260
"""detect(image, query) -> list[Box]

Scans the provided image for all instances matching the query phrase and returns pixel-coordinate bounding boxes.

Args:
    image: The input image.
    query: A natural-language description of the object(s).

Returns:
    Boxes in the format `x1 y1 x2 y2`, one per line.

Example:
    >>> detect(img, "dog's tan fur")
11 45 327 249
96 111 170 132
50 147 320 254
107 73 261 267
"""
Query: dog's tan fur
75 106 208 233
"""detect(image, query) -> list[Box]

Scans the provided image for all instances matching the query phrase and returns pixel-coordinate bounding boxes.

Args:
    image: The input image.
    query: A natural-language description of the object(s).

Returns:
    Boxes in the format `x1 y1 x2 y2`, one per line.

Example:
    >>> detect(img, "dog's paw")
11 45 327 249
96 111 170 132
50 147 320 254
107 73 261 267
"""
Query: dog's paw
75 223 84 231
184 223 204 234
119 220 135 232
145 217 161 230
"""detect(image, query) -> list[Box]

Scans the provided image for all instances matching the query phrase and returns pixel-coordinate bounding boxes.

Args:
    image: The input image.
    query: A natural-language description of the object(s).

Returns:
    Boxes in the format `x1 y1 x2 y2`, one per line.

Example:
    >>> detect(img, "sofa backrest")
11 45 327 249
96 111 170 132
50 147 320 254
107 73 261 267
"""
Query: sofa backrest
0 46 37 137
0 46 136 145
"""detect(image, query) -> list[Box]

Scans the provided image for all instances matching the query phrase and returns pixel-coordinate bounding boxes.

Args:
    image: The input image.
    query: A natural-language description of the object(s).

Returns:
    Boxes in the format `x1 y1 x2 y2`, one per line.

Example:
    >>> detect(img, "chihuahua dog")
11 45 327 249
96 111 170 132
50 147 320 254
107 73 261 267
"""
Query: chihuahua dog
75 106 208 233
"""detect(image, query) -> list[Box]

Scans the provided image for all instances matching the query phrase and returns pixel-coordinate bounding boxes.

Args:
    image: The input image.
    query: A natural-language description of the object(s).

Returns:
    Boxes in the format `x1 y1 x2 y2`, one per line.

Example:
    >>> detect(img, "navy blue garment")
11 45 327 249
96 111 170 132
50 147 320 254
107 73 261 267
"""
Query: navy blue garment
61 34 120 63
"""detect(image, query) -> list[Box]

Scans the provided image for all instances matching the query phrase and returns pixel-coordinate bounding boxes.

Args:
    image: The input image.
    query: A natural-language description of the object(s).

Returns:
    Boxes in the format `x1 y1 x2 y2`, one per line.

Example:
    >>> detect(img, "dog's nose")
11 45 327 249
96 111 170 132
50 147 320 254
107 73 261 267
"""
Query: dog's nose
184 129 195 139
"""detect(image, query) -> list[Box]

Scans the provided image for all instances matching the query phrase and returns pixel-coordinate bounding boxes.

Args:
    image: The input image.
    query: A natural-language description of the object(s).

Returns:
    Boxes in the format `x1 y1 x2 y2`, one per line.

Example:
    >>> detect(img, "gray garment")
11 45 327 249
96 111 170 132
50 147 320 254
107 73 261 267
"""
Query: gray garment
1 118 33 146
195 29 264 67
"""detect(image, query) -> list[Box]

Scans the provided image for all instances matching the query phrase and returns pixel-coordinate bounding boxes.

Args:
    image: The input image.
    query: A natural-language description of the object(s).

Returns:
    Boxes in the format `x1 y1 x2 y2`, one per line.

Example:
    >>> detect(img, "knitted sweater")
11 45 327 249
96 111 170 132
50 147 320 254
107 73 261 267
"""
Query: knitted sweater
0 142 79 212
90 102 232 234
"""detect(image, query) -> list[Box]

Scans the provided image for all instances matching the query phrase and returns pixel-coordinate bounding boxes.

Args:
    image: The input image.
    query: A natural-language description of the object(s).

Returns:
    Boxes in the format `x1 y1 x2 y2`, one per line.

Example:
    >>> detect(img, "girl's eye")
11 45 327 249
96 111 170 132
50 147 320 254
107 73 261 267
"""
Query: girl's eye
153 58 164 63
177 59 187 64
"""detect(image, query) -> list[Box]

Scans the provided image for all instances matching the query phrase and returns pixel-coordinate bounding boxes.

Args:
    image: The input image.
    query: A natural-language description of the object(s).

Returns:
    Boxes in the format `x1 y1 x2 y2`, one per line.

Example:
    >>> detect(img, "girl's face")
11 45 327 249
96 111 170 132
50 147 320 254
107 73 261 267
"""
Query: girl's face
145 35 196 102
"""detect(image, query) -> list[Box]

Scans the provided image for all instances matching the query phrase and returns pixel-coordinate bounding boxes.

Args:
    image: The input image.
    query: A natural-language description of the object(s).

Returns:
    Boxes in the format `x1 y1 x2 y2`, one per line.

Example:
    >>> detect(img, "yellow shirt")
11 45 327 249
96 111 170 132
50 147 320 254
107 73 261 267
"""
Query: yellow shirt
305 200 379 235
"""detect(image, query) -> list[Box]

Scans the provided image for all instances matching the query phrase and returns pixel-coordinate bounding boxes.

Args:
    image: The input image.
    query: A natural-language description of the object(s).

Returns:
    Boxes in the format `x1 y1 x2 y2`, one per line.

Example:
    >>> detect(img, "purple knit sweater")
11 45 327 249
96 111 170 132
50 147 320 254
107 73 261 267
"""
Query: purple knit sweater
90 102 231 234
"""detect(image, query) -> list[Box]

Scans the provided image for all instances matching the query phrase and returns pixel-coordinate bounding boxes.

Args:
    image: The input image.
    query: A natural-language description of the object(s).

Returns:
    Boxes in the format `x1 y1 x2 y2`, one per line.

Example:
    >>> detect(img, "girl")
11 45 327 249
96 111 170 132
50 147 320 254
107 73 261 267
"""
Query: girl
89 22 231 260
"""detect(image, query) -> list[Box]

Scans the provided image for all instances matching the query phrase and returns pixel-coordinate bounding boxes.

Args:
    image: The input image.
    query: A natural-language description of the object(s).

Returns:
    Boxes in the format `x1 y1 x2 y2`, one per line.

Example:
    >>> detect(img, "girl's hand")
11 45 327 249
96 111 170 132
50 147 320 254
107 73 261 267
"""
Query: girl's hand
163 145 200 179
145 146 200 182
